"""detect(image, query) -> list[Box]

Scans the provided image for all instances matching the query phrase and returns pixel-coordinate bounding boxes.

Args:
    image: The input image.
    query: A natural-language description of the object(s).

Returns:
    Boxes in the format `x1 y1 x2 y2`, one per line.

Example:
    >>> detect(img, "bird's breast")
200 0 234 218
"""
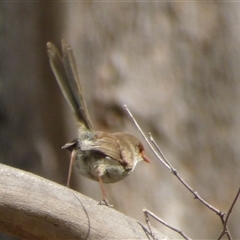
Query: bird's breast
74 150 133 183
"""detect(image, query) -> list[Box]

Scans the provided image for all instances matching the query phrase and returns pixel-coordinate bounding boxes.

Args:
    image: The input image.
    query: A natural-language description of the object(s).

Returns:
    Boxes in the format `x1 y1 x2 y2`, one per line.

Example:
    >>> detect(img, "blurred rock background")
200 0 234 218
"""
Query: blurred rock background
0 2 240 239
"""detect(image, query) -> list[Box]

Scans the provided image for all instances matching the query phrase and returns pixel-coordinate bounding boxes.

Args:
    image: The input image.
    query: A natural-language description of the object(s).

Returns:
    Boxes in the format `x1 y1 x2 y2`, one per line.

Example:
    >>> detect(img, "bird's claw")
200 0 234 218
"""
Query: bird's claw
98 199 113 208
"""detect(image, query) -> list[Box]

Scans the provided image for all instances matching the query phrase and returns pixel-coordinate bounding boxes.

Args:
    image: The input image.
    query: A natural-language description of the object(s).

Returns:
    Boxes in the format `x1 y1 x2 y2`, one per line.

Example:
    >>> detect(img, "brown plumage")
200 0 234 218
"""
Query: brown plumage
47 40 149 206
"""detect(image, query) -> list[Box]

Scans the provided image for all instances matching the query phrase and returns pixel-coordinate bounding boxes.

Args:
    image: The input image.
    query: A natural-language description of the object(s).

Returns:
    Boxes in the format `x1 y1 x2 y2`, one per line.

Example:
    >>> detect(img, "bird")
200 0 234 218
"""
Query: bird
46 40 150 206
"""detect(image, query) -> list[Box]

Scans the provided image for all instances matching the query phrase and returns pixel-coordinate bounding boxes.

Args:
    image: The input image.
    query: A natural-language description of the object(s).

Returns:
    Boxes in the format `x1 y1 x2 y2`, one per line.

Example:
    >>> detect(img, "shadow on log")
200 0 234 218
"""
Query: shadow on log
0 163 170 239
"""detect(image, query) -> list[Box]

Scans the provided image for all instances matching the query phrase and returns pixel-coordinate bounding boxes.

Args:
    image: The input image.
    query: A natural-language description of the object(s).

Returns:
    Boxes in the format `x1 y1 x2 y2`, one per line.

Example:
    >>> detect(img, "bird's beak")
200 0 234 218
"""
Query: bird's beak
142 152 150 163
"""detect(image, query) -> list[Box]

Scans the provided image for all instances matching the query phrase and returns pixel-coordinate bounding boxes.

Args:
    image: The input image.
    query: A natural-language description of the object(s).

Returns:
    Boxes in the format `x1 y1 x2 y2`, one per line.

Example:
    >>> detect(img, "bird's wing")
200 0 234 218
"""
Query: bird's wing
81 131 132 168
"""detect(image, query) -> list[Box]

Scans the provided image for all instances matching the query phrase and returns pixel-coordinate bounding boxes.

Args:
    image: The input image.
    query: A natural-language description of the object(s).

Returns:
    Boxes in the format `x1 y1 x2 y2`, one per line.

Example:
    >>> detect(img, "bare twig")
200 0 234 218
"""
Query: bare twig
143 209 192 240
123 105 170 170
149 133 222 215
124 105 221 213
217 188 240 240
149 129 239 240
137 222 154 240
124 105 239 240
149 132 173 169
143 209 156 240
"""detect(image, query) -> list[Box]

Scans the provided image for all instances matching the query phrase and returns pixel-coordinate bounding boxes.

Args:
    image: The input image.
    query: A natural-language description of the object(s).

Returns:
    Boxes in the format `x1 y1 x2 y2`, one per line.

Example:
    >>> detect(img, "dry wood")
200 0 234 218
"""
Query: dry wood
0 163 170 240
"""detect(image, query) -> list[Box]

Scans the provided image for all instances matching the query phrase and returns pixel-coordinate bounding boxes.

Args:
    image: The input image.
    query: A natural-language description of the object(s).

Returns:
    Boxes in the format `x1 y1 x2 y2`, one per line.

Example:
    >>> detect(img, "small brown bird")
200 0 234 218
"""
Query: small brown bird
47 40 149 206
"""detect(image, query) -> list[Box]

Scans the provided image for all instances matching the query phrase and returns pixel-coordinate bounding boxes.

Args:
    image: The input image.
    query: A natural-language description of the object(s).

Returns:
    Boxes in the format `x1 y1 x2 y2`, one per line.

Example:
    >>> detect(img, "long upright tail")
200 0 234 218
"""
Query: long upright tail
47 40 93 133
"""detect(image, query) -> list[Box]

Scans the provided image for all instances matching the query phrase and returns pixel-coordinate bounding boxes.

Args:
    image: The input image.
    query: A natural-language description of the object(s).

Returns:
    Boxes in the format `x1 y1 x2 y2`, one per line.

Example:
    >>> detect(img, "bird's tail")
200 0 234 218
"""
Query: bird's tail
47 40 93 133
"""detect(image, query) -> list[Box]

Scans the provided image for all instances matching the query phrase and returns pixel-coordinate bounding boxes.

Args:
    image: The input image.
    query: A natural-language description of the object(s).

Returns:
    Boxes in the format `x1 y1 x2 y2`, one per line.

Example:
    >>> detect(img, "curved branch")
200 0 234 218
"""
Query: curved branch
0 163 169 240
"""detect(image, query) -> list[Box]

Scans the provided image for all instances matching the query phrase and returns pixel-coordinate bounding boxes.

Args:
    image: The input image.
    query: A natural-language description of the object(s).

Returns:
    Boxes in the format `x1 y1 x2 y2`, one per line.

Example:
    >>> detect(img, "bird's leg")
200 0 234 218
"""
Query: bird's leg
66 150 77 187
98 175 113 207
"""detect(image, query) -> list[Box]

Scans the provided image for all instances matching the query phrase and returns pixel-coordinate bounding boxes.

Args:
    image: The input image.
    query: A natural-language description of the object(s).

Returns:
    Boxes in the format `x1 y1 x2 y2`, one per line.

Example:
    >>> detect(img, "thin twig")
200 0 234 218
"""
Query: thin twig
124 105 239 240
224 188 240 229
137 221 154 240
143 209 192 240
217 188 240 240
123 105 170 170
124 105 221 215
150 131 222 215
149 132 173 169
143 209 156 239
149 130 237 240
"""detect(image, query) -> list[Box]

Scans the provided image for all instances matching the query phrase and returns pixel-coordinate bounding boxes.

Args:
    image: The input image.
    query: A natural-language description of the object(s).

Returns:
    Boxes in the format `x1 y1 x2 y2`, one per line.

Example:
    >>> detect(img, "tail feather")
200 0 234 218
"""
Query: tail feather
47 40 93 132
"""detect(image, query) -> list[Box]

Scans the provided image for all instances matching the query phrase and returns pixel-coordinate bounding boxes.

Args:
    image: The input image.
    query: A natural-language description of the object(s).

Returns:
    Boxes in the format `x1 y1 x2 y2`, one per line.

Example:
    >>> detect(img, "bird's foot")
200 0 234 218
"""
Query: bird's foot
98 199 113 208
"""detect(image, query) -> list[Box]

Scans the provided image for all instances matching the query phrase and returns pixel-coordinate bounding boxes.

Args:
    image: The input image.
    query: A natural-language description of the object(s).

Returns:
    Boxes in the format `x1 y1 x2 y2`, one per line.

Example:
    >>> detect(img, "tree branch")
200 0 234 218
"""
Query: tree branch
143 209 191 240
217 188 240 240
0 163 170 240
124 105 239 240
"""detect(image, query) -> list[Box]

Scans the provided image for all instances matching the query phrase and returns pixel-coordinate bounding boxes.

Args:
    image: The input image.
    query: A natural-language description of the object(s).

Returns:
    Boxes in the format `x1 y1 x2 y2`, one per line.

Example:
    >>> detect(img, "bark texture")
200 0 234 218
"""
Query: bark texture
0 163 170 240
